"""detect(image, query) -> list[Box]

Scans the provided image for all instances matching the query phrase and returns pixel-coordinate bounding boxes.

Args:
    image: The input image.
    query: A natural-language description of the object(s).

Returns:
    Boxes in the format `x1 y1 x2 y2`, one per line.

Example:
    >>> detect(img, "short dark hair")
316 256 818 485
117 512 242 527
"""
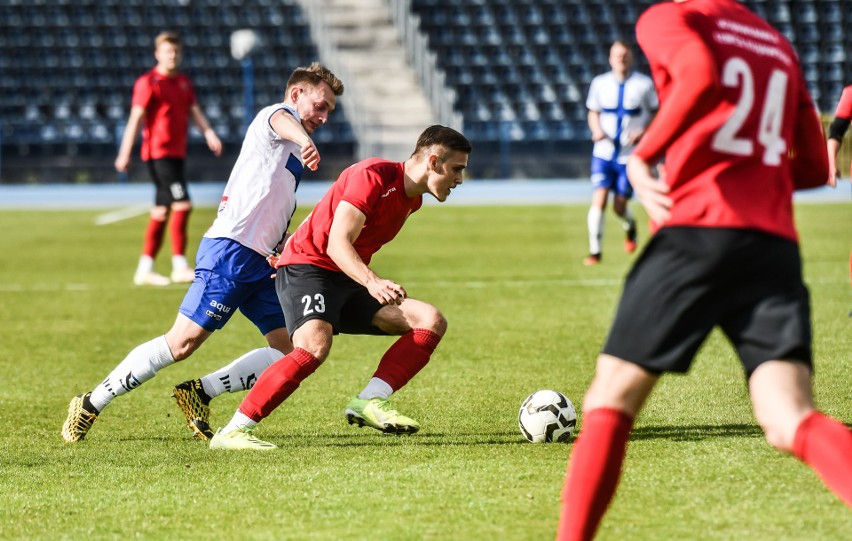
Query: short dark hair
285 62 344 97
412 125 472 157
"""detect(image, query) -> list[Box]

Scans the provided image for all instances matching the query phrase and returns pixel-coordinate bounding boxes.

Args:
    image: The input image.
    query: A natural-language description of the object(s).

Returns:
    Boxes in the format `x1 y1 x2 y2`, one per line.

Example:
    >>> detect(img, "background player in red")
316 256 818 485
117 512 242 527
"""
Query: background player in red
825 83 852 312
115 31 223 287
209 125 471 450
557 1 852 539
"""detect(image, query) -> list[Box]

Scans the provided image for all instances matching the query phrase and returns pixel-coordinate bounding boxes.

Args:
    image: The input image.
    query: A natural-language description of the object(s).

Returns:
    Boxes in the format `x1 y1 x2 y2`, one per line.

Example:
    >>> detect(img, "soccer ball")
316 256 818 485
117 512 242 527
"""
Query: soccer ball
518 390 577 443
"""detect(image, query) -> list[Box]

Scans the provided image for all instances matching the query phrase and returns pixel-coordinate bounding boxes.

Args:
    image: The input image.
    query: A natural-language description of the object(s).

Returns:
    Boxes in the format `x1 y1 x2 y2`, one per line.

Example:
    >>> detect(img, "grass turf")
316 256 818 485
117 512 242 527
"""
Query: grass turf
0 202 850 540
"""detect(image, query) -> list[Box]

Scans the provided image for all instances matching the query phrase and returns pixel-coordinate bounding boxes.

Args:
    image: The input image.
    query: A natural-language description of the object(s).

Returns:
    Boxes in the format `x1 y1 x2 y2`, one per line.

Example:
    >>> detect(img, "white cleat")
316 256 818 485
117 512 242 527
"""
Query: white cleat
170 268 196 283
133 271 171 286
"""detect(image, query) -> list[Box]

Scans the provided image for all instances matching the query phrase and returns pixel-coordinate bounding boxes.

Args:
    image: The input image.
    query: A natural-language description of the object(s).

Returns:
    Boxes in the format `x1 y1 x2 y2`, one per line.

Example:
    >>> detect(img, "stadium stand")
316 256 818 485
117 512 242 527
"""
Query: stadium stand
0 0 849 181
0 0 355 182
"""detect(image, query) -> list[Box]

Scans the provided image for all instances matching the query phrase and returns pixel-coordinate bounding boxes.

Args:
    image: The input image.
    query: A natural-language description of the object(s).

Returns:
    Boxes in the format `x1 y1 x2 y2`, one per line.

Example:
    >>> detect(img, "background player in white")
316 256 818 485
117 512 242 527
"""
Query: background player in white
584 41 658 265
62 63 344 443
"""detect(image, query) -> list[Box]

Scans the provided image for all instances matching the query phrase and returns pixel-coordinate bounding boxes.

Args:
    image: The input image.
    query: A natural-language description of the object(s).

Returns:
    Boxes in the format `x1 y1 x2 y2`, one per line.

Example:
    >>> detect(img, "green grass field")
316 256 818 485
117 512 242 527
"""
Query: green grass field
1 202 850 540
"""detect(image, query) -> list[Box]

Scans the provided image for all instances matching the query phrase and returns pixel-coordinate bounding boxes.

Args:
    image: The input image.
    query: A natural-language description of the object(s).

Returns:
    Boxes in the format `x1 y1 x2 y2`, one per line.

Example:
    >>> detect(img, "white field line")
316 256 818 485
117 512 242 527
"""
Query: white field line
94 205 150 225
0 275 844 293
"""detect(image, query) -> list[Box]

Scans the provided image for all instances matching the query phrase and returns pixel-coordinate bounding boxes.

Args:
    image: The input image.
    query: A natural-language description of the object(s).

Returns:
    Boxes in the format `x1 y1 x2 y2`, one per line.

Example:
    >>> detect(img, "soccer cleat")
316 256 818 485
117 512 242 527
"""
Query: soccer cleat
172 380 214 440
583 253 602 266
209 428 277 450
170 268 196 284
61 393 99 442
345 397 420 434
133 271 171 286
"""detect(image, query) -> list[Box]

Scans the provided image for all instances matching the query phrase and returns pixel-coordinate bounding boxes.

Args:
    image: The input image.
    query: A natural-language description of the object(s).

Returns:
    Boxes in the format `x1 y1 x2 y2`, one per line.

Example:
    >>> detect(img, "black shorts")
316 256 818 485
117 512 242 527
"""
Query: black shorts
276 264 387 337
146 157 189 207
602 227 812 377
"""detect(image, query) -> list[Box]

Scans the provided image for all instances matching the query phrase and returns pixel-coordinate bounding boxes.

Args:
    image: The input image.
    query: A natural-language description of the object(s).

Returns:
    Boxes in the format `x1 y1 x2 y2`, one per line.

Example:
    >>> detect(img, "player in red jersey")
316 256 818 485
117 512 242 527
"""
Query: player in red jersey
209 125 471 450
557 1 852 539
826 83 852 311
115 31 223 287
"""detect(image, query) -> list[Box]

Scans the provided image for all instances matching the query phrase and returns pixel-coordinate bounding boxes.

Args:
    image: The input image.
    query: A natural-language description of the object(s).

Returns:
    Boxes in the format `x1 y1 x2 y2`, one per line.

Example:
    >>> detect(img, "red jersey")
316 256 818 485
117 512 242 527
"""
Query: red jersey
278 159 423 272
634 0 827 242
131 68 196 161
834 85 852 120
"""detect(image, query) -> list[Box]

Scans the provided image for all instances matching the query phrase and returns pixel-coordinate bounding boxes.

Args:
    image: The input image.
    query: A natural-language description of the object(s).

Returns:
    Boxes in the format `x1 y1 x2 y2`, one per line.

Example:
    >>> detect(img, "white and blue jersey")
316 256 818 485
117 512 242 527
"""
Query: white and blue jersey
587 70 658 164
587 71 657 197
179 103 305 333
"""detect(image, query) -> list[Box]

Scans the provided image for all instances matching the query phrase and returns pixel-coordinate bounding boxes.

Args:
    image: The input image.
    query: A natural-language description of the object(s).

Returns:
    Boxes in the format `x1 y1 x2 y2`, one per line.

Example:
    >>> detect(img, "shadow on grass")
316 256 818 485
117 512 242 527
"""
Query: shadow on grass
630 423 765 442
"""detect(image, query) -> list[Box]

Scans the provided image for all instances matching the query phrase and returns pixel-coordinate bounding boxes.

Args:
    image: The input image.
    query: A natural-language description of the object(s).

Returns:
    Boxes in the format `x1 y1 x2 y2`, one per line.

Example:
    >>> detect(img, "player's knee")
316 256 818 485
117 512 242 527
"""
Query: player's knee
419 305 447 336
168 339 199 361
754 412 798 453
150 206 169 221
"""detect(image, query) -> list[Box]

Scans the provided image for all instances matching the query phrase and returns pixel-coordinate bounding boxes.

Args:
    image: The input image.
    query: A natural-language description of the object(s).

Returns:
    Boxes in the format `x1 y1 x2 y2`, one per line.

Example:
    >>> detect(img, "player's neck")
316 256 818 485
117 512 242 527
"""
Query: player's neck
155 65 179 77
402 159 428 198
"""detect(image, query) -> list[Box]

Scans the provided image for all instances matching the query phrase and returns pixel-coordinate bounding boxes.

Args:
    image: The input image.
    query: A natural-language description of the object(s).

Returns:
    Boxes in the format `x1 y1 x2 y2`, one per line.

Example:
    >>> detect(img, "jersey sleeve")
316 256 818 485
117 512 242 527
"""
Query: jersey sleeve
834 85 852 119
633 5 719 164
131 74 153 109
340 166 384 217
791 74 829 189
585 77 601 111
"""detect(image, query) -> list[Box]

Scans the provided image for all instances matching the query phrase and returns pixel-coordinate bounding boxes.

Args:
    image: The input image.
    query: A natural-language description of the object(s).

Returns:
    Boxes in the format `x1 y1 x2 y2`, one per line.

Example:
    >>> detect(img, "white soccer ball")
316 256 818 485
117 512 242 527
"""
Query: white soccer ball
518 390 577 443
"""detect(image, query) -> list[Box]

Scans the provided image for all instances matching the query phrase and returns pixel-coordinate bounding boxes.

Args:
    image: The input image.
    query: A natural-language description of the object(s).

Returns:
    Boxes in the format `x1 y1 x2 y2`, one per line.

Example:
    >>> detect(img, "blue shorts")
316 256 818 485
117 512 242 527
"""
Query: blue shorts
178 237 286 334
590 156 633 198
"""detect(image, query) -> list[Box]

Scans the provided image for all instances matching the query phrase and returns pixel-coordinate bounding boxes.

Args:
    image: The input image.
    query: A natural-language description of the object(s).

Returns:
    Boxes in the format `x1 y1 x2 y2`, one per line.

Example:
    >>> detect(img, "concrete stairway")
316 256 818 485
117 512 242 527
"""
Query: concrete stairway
299 0 436 161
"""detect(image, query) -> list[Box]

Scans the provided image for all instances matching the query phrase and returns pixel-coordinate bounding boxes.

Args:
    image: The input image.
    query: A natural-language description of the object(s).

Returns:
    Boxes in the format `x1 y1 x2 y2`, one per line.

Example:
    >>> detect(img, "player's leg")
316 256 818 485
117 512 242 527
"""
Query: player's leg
344 298 446 434
167 267 279 437
613 163 637 253
750 360 852 506
212 265 341 450
585 158 612 265
158 158 194 284
60 313 210 443
556 354 657 541
134 159 173 286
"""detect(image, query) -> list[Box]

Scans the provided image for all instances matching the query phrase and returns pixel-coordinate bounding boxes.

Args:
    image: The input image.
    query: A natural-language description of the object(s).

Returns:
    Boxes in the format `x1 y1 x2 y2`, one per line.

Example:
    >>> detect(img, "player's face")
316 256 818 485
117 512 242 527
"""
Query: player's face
295 82 337 134
427 149 468 202
154 42 181 73
609 44 632 75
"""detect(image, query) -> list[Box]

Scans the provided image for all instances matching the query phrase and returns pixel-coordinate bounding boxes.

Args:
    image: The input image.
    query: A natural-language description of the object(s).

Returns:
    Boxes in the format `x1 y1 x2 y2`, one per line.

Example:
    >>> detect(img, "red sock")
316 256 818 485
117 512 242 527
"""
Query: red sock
238 348 320 422
169 208 191 256
142 216 167 258
557 408 634 541
372 328 441 391
792 411 852 506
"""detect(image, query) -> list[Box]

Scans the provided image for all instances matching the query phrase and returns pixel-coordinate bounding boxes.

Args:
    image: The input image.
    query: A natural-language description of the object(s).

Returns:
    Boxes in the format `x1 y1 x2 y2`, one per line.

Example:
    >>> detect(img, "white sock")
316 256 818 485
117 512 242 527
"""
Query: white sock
199 347 283 398
220 409 257 435
136 255 154 276
587 206 604 255
172 255 189 272
358 377 393 400
89 336 175 412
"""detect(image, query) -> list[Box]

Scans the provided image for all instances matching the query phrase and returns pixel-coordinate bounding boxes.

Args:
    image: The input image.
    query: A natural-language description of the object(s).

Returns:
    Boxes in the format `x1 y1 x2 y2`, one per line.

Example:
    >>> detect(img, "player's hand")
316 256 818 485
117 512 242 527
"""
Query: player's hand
627 155 672 226
205 129 223 157
114 154 130 173
366 277 407 306
301 140 320 171
591 129 607 142
828 169 839 188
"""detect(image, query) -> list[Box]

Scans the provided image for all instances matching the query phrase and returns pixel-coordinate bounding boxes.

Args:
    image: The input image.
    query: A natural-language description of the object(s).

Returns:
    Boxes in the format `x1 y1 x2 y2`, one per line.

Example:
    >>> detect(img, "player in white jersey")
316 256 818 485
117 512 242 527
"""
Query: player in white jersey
583 41 658 265
62 64 345 443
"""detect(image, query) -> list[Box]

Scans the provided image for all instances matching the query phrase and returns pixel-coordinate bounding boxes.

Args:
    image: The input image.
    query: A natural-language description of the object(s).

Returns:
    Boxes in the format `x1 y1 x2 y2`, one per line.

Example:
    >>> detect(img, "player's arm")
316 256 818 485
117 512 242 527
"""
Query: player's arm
190 103 222 157
628 39 720 225
826 117 850 187
327 201 406 305
269 109 320 171
789 100 829 190
114 105 146 172
588 110 606 142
